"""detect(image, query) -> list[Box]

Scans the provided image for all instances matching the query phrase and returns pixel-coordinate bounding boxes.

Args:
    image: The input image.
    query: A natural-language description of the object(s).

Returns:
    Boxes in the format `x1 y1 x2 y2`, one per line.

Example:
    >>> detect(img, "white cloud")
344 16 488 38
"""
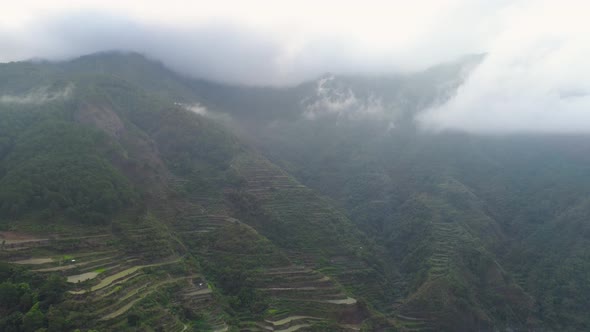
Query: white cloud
302 75 385 120
185 103 208 116
1 1 589 133
417 0 590 134
0 85 74 104
0 1 508 85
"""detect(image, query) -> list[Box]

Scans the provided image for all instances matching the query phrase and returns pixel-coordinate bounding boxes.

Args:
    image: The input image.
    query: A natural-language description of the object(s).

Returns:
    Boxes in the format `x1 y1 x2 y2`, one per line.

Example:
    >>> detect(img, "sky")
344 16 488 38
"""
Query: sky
1 0 589 133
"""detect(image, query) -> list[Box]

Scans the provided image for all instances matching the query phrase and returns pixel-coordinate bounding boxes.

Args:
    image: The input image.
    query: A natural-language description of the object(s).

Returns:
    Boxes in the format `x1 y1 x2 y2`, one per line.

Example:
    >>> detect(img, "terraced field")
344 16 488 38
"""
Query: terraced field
232 154 396 312
387 220 466 331
395 314 436 332
0 152 398 330
389 193 486 332
180 279 229 331
0 221 230 331
256 265 360 320
158 192 371 330
427 222 461 279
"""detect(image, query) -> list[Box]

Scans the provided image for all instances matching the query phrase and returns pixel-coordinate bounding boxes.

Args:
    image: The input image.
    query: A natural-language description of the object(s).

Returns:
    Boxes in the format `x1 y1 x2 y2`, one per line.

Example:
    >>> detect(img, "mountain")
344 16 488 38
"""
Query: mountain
0 53 393 332
1 52 589 331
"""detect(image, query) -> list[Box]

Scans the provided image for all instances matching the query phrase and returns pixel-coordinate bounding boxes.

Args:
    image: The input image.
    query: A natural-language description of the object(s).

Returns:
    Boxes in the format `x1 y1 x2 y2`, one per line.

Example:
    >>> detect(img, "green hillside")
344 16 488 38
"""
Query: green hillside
0 54 394 331
1 52 589 331
222 87 590 330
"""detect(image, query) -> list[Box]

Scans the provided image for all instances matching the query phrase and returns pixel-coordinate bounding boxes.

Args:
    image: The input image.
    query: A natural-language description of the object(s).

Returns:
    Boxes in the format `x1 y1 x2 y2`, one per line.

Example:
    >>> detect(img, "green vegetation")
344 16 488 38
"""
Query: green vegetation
0 53 380 331
1 51 589 331
0 263 67 331
0 104 135 226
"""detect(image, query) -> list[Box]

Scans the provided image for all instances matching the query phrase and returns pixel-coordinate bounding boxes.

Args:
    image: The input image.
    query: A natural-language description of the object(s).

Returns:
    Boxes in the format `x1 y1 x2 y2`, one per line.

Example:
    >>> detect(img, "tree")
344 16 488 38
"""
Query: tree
22 303 45 332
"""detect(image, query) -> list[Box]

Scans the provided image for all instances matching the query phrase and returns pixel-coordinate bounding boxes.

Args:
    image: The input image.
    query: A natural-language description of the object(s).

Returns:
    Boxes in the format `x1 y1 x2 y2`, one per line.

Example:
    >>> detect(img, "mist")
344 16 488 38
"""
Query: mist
0 85 73 104
0 2 498 85
1 1 589 133
417 1 590 134
302 76 386 121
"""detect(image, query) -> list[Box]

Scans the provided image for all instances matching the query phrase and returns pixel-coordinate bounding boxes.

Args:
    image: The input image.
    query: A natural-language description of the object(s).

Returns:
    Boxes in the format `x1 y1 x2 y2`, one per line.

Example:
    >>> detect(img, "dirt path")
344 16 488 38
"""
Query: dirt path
184 288 212 296
266 316 320 326
67 272 100 283
13 258 54 265
0 231 48 243
322 297 357 305
34 256 116 272
275 324 311 332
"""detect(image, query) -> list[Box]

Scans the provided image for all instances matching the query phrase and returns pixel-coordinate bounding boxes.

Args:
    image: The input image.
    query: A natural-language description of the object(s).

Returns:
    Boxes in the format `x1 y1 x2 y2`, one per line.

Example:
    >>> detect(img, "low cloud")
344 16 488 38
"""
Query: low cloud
183 102 233 123
1 13 287 86
1 1 589 133
0 85 73 104
302 75 385 120
184 103 209 116
417 1 590 134
0 3 496 86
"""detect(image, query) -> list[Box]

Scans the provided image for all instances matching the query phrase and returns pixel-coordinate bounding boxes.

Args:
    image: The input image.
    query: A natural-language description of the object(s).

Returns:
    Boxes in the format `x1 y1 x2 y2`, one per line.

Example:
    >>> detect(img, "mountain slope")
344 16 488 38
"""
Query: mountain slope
218 78 590 330
0 55 394 331
2 52 590 331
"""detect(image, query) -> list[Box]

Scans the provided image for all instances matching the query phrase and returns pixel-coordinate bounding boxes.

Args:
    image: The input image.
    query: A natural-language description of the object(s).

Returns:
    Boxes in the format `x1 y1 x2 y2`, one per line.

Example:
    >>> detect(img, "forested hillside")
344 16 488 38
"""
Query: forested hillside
1 52 589 331
0 54 393 331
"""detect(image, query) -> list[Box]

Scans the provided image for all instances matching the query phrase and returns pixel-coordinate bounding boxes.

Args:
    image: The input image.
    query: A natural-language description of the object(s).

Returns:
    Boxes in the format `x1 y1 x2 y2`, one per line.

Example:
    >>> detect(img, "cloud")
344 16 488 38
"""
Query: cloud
417 0 590 134
0 1 589 133
1 12 286 85
0 85 74 104
0 2 505 85
182 102 233 124
302 75 385 120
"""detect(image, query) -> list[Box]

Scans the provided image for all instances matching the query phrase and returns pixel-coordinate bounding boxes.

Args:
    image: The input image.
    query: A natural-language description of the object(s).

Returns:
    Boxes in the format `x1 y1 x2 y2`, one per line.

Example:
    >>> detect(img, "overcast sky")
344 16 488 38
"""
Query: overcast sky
1 0 589 133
